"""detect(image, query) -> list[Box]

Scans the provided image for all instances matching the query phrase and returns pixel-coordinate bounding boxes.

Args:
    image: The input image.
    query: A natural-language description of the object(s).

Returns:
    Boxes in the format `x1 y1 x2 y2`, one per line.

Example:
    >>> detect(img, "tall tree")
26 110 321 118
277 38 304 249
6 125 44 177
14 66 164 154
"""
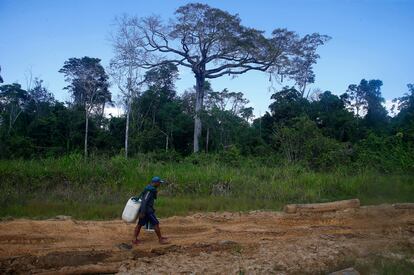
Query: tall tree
346 79 387 130
132 64 181 152
345 80 367 117
114 3 329 152
0 83 29 134
395 84 414 113
110 18 147 158
393 84 414 138
269 86 308 125
110 63 144 159
363 79 388 130
59 57 111 158
309 91 357 141
26 78 55 118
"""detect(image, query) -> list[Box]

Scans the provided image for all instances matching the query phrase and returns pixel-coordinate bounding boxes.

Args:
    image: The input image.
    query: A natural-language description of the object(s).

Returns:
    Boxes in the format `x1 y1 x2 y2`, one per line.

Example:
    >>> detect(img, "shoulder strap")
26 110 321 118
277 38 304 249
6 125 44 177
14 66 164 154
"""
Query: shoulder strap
142 191 151 202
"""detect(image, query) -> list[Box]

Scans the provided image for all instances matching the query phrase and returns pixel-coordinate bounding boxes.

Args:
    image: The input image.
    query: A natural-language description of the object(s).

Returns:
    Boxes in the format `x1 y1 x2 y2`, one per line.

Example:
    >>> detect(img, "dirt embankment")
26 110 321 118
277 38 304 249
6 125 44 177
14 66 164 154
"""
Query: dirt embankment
1 204 414 274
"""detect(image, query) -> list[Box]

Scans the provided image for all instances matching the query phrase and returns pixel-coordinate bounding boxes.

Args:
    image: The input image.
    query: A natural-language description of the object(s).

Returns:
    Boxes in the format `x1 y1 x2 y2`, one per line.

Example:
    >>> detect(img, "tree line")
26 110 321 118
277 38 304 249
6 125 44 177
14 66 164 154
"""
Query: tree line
1 3 413 171
1 63 413 167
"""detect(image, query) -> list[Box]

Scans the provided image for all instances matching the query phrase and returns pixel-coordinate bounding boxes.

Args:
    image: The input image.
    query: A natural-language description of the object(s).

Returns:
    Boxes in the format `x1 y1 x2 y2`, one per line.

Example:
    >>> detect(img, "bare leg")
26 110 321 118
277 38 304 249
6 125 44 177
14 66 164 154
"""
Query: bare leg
133 224 142 244
154 224 162 239
154 224 169 244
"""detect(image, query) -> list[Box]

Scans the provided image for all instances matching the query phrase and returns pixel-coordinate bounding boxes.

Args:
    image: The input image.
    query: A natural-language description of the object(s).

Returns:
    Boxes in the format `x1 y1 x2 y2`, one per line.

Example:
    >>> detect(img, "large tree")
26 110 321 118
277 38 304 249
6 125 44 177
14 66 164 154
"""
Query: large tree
363 79 388 130
346 79 388 130
269 86 309 125
393 84 414 138
0 83 29 134
113 3 329 152
59 57 111 158
309 91 357 142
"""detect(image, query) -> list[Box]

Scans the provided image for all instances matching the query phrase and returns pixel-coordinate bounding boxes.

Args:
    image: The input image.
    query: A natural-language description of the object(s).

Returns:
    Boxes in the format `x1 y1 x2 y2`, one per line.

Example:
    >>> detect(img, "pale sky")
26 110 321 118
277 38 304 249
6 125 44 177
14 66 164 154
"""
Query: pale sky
1 0 413 117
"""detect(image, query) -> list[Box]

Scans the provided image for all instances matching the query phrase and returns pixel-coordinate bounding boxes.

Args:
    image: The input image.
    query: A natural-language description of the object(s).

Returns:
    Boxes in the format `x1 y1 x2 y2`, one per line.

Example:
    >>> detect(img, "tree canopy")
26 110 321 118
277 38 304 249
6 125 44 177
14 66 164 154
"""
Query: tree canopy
112 3 329 152
59 57 111 158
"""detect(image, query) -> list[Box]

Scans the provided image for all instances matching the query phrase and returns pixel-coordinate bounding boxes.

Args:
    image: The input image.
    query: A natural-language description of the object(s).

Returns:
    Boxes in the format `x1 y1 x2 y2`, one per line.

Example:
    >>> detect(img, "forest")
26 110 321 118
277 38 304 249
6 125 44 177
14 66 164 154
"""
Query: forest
1 63 413 171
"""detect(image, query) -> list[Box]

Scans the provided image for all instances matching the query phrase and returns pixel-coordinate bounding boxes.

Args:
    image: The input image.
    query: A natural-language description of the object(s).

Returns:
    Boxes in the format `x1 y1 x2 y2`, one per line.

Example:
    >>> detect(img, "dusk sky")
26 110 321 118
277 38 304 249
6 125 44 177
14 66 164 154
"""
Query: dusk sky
1 0 413 117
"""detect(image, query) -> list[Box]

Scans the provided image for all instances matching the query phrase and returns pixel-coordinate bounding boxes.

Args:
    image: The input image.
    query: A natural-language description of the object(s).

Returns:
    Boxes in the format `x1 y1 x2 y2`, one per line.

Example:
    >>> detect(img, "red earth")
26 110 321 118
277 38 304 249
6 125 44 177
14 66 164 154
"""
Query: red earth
1 204 414 274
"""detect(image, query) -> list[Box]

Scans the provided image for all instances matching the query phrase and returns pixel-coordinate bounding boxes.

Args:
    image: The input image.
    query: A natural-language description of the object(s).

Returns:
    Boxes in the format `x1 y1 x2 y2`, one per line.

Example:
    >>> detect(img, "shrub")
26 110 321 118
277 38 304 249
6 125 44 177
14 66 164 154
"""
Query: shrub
274 116 350 169
355 133 414 172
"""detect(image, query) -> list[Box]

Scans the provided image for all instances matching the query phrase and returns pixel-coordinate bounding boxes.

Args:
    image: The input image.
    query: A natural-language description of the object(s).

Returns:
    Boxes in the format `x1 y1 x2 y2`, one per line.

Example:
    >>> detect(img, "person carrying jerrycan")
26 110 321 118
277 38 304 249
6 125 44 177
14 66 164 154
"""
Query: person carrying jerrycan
132 176 169 245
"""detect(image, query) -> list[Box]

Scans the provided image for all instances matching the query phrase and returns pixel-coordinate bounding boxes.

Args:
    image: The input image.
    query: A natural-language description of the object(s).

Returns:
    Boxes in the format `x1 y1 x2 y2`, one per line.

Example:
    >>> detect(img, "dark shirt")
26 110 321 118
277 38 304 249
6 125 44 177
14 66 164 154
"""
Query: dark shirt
138 185 158 214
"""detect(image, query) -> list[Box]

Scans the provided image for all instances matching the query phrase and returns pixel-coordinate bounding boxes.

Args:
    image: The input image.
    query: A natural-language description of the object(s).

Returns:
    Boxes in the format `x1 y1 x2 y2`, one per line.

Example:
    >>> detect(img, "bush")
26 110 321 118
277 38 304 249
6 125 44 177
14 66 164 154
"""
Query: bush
354 133 414 172
218 145 242 166
274 116 350 170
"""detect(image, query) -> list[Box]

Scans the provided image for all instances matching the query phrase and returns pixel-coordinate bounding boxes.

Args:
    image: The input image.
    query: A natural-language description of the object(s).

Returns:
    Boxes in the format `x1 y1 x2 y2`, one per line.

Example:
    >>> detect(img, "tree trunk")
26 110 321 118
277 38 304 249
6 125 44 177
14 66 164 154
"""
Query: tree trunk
170 128 173 151
193 74 205 153
206 127 209 153
8 106 23 135
8 112 12 134
125 99 130 158
259 115 262 139
301 81 307 98
100 102 105 126
84 107 89 159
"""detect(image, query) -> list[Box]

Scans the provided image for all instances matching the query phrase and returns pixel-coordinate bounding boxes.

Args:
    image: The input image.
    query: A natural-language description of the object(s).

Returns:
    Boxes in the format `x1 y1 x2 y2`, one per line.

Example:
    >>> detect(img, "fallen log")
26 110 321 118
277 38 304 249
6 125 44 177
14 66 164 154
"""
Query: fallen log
38 264 119 275
393 203 414 209
329 267 360 275
284 199 360 214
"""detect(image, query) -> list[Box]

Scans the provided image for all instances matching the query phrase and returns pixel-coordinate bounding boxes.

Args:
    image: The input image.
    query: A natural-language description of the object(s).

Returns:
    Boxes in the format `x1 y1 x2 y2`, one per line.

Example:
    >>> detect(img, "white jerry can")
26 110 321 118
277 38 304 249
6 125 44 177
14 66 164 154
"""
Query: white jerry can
122 197 141 223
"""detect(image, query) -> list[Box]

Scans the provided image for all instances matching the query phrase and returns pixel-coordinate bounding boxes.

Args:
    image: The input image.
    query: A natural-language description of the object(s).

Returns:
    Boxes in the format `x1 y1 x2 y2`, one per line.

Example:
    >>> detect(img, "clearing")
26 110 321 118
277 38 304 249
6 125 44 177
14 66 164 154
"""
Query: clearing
1 204 414 274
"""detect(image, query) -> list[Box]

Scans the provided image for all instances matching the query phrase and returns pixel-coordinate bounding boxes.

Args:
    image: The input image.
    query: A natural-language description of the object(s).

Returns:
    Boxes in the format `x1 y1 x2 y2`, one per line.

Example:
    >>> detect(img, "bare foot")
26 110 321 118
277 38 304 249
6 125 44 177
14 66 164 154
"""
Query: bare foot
132 239 141 245
159 237 169 244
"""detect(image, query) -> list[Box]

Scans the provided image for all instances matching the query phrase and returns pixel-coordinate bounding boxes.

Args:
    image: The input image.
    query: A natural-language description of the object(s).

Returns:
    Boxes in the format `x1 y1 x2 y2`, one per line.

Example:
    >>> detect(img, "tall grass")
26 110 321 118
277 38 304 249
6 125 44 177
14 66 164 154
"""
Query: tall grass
1 153 413 219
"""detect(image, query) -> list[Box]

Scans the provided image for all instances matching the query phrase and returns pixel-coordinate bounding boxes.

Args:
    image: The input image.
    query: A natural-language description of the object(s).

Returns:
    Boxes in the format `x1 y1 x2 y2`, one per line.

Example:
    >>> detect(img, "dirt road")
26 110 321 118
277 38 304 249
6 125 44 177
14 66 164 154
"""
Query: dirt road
1 204 414 274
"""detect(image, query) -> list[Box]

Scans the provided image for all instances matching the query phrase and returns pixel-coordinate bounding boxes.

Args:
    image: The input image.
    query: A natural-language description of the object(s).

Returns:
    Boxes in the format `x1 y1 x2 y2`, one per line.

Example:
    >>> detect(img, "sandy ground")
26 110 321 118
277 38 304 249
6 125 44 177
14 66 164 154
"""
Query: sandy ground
1 204 414 274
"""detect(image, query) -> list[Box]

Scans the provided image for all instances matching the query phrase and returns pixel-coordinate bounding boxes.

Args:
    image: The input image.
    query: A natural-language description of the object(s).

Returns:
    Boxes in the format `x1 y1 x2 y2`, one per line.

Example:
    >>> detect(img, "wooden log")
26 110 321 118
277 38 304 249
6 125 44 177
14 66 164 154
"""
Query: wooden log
38 264 119 275
329 267 360 275
393 203 414 209
284 199 360 214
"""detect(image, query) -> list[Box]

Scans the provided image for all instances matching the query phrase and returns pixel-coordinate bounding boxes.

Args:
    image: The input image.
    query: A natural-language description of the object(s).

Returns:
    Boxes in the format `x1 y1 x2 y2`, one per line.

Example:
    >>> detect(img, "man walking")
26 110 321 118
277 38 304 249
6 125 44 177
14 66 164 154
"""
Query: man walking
132 176 169 245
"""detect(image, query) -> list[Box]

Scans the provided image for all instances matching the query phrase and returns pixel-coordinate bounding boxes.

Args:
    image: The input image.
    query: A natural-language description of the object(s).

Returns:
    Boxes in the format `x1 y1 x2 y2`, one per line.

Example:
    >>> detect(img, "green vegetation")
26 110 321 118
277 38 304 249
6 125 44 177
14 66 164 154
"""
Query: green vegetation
1 155 413 219
353 256 414 275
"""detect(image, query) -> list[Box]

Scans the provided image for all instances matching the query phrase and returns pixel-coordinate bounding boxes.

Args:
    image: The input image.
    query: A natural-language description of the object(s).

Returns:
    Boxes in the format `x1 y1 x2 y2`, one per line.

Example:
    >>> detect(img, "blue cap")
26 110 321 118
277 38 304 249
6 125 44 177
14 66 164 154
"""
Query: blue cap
151 176 164 183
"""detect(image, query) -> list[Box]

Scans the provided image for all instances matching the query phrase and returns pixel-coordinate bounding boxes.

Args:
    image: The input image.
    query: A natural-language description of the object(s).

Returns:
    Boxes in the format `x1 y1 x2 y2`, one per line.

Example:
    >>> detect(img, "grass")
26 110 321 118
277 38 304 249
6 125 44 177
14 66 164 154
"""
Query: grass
1 154 414 219
0 197 284 220
354 256 414 275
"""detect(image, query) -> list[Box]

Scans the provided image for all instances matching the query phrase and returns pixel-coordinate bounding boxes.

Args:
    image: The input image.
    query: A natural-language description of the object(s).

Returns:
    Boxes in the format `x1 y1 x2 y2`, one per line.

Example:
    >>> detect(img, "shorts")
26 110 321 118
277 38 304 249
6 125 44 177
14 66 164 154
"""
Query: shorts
137 212 159 226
